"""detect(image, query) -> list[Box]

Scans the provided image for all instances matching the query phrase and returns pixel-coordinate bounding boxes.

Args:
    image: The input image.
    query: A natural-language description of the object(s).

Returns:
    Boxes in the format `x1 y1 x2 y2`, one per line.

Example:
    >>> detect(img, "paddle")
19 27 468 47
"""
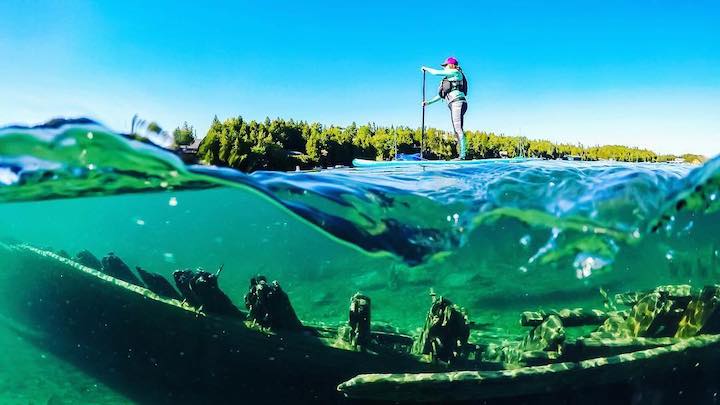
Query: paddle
421 70 426 160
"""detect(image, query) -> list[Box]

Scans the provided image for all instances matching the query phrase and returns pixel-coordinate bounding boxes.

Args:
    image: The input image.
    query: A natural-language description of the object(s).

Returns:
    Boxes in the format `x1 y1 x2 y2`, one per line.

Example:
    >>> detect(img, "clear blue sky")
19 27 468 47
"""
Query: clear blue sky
1 1 718 156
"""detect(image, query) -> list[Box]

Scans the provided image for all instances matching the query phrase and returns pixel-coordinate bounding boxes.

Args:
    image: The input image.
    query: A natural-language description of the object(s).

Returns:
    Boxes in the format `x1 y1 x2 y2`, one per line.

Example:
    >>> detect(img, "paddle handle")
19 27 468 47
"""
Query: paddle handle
421 70 426 160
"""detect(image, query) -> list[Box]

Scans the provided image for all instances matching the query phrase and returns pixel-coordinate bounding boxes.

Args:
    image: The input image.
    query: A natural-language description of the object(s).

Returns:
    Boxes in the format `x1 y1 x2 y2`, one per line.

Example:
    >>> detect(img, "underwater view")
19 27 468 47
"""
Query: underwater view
1 120 719 404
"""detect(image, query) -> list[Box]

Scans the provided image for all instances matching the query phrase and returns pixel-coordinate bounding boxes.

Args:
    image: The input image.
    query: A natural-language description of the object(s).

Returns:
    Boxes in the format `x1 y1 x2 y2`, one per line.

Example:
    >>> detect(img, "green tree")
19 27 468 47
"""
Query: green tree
197 116 223 165
173 122 196 146
353 123 376 158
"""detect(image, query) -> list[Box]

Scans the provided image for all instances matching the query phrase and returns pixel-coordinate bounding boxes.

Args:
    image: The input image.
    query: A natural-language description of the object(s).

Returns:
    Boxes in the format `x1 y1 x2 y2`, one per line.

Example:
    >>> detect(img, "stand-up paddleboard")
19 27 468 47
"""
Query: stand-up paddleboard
352 157 534 168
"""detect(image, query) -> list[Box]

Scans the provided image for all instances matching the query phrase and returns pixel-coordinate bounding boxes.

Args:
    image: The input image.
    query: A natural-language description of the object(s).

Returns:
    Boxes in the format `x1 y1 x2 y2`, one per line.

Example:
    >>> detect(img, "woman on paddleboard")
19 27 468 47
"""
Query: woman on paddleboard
422 57 468 159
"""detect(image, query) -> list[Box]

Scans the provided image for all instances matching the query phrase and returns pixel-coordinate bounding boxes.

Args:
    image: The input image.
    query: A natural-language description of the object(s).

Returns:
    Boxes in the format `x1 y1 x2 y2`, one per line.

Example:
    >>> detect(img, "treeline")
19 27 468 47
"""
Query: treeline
656 153 706 164
195 116 705 172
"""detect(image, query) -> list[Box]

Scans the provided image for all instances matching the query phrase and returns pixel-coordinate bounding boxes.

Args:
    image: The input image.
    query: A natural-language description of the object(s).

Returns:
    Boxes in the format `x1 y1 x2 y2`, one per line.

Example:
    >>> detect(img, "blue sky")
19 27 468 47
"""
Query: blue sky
1 1 718 156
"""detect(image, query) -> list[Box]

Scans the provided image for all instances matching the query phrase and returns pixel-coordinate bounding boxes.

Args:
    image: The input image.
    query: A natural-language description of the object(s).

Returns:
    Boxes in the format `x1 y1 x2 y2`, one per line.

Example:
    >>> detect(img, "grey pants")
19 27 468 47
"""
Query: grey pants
448 99 467 158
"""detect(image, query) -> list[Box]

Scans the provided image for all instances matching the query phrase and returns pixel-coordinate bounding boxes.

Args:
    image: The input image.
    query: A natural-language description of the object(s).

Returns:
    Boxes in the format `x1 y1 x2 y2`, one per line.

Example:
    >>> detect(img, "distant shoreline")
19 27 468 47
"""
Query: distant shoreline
174 116 706 172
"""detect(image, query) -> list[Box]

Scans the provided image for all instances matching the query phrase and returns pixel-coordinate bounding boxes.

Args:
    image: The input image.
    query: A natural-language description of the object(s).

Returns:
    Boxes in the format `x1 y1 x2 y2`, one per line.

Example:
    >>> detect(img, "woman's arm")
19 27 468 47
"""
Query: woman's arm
424 95 441 105
421 66 454 77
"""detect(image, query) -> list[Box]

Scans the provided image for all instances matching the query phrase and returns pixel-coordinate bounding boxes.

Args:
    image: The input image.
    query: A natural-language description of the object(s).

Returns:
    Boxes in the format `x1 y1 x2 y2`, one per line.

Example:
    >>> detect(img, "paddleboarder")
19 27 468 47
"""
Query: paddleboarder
421 57 468 159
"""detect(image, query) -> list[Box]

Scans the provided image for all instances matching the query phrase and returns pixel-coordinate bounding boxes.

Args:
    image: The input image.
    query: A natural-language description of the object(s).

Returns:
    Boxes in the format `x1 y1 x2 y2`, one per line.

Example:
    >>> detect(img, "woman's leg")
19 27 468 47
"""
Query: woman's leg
449 100 467 159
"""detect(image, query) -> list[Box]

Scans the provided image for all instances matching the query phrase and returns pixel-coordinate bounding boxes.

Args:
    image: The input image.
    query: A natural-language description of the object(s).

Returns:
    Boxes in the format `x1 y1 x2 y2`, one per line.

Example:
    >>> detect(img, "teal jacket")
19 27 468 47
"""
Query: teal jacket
424 67 466 105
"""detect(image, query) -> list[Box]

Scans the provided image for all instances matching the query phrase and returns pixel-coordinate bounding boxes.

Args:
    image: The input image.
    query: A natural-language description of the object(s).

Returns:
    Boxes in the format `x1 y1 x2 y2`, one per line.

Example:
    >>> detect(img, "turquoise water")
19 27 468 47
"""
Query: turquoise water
1 119 719 403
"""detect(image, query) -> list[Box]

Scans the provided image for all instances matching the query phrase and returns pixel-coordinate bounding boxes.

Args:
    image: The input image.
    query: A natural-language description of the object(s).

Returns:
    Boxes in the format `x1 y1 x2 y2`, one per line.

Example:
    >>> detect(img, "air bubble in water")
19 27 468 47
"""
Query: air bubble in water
59 137 77 147
681 221 694 233
573 253 610 279
0 168 19 185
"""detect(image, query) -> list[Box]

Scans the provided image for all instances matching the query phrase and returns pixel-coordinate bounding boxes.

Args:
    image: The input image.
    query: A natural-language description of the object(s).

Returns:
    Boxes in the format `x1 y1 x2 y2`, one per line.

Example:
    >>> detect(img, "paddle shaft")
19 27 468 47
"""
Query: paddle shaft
421 70 426 159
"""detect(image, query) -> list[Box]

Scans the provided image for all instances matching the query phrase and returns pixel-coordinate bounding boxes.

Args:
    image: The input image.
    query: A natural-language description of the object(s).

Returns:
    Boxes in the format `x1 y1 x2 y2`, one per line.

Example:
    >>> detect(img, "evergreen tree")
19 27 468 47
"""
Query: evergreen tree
173 122 196 146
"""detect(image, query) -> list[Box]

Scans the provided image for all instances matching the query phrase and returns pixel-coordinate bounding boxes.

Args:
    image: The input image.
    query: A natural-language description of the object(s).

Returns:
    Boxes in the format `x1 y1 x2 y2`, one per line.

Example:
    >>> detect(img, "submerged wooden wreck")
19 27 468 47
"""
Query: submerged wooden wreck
338 285 720 403
2 241 720 404
0 243 436 403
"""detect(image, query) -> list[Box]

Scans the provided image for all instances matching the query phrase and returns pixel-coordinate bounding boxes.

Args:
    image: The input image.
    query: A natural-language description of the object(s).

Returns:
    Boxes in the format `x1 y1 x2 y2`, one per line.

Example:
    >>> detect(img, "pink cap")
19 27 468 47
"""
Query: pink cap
441 57 459 66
